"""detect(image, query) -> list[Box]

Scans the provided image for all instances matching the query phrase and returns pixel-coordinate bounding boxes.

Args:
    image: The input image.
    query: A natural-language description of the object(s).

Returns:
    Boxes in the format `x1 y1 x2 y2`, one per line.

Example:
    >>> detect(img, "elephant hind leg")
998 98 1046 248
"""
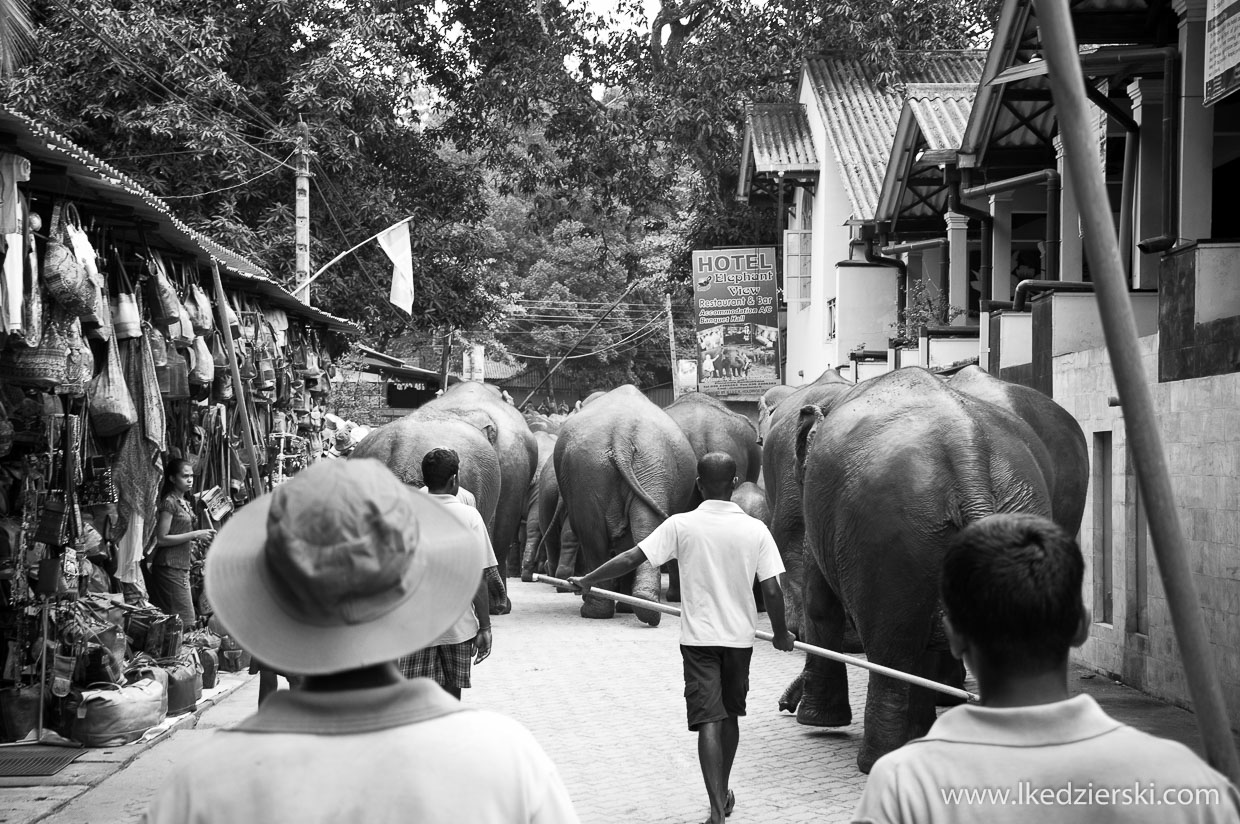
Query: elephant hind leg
856 630 938 773
796 562 852 728
572 512 617 620
626 501 664 628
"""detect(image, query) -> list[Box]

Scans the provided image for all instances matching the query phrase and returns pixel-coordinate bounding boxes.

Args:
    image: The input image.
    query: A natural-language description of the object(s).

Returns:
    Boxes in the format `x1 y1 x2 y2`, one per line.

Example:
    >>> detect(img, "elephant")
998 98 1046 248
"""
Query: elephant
350 410 502 536
552 385 697 626
761 369 854 639
708 346 751 378
663 392 763 600
791 366 1086 773
425 382 538 611
519 431 561 581
757 385 797 444
731 480 771 612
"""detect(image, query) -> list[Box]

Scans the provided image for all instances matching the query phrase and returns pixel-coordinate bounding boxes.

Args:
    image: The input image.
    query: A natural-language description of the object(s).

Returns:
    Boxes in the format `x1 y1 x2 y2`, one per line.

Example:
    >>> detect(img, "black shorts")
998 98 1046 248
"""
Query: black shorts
680 645 753 731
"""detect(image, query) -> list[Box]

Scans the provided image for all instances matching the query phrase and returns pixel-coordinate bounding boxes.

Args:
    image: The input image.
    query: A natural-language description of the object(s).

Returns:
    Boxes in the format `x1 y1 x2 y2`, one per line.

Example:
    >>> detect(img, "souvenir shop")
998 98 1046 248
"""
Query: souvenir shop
0 110 355 748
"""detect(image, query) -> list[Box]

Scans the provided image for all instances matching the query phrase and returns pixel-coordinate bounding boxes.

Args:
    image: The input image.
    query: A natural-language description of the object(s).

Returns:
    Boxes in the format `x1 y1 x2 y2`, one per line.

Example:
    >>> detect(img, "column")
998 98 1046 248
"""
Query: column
990 191 1014 302
1128 78 1164 289
1175 0 1213 240
1054 135 1084 281
945 211 970 325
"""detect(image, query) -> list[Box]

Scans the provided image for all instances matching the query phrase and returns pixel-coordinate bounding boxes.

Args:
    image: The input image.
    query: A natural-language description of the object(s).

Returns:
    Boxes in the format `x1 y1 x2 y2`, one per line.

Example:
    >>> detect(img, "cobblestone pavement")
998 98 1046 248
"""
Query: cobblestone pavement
474 579 871 824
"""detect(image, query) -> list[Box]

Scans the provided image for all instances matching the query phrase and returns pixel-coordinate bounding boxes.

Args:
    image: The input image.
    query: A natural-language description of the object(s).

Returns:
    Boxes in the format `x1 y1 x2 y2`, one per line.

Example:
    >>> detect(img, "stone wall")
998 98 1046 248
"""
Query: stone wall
1054 333 1240 727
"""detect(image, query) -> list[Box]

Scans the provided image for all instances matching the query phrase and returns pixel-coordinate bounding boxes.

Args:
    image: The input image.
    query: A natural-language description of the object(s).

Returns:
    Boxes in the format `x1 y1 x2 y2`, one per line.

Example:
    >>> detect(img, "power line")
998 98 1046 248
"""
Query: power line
504 312 667 359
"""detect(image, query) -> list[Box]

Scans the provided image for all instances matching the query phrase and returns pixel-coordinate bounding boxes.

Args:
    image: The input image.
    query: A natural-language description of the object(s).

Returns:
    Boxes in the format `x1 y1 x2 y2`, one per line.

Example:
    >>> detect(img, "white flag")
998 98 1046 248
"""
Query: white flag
378 220 414 315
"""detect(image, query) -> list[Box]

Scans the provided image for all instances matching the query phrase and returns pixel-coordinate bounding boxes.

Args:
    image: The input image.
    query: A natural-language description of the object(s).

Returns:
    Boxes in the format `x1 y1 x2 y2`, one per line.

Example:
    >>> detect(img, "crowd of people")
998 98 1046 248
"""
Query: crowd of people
142 451 1239 824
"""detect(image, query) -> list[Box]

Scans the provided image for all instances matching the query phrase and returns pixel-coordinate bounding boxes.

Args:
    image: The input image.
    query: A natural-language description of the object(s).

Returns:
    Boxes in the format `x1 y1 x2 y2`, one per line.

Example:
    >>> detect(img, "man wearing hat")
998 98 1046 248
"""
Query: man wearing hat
144 459 578 824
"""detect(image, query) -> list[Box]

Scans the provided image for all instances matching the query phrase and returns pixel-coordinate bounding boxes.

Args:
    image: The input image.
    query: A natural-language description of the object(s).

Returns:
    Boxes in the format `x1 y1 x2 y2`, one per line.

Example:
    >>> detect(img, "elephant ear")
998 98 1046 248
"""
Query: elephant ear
794 404 825 485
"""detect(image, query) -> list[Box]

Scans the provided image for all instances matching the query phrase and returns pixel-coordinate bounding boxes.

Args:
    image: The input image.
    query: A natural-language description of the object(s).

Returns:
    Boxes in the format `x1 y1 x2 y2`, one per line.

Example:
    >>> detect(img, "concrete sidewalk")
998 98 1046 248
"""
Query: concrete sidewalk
0 669 253 824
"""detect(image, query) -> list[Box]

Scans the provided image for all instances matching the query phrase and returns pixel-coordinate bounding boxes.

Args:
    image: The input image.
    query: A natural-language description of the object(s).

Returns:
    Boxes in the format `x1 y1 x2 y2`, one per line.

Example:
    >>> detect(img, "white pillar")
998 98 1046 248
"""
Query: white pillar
1175 0 1213 240
1054 135 1084 281
1128 78 1164 290
990 191 1014 302
945 211 970 325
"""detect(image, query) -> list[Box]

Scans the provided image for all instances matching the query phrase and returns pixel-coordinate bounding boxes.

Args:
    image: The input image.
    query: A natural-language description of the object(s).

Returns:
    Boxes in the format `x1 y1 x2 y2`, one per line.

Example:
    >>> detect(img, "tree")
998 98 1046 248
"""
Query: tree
2 0 505 341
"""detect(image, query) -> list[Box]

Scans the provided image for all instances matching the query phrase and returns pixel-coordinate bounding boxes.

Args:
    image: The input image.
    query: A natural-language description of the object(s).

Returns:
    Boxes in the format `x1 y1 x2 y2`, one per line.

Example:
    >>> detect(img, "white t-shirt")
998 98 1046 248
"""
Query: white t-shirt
853 694 1240 824
425 493 497 645
419 485 477 508
144 679 579 824
638 499 784 648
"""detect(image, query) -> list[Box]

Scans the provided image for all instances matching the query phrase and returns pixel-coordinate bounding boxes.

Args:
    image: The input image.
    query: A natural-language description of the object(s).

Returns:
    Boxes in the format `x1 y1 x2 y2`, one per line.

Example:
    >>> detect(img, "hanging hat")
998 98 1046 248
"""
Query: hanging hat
205 458 482 675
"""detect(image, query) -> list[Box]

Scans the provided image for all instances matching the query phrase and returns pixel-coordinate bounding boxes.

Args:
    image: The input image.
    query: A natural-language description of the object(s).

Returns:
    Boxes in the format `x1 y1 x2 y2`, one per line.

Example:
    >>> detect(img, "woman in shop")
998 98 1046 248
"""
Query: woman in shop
147 458 215 629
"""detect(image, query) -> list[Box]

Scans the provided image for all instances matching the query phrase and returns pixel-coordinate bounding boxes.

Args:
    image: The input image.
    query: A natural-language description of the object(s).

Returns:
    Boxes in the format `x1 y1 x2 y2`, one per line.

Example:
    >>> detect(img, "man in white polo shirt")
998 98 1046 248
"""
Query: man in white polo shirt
570 452 794 824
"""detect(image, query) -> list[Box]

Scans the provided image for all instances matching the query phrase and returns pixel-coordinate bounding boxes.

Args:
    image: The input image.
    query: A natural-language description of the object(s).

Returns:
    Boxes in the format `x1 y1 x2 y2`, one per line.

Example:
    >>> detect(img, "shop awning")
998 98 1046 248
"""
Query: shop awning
0 107 358 335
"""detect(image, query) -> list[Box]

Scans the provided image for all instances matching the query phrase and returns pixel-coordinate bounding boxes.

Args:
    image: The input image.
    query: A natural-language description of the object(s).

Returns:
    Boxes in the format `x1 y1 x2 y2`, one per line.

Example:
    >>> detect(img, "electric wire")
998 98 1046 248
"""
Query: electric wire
503 312 667 359
161 151 295 199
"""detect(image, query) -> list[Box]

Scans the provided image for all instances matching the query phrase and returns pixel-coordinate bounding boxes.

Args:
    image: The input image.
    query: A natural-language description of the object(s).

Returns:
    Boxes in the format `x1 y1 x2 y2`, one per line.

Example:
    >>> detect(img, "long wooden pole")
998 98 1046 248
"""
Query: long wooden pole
210 261 266 498
1034 0 1240 781
533 574 978 702
666 292 678 398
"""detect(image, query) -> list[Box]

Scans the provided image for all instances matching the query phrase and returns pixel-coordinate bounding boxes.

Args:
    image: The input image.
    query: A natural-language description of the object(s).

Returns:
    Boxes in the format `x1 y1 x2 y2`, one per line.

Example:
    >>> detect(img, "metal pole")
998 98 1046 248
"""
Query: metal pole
438 327 453 394
666 292 678 398
294 119 313 306
1035 0 1240 781
518 280 641 410
211 262 266 497
533 575 977 702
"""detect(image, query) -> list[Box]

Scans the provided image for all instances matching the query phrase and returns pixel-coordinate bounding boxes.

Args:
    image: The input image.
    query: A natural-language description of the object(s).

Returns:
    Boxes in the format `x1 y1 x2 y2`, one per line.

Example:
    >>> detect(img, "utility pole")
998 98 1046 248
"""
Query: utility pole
438 327 453 395
666 292 679 398
294 118 313 306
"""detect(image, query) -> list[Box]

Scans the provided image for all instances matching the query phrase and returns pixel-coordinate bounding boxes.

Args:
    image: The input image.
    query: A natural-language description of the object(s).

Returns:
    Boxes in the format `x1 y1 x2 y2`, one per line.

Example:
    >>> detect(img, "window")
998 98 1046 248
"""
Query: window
825 297 837 341
1128 486 1149 635
1093 432 1114 624
784 229 812 309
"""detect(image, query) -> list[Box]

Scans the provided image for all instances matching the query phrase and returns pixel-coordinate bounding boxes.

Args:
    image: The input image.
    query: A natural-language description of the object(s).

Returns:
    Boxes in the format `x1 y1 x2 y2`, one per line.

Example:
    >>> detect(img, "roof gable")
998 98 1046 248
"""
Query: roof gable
802 52 986 221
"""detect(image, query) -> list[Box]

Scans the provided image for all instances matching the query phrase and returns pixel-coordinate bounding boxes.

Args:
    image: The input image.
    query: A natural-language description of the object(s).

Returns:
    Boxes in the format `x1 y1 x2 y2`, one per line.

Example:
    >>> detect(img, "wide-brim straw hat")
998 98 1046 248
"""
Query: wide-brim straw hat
205 458 483 676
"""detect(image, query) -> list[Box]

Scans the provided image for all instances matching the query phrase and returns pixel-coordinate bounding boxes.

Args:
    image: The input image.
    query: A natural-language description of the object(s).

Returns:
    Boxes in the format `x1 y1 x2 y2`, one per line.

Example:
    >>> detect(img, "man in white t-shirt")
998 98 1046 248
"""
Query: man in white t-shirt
570 452 794 824
401 448 496 698
852 513 1240 824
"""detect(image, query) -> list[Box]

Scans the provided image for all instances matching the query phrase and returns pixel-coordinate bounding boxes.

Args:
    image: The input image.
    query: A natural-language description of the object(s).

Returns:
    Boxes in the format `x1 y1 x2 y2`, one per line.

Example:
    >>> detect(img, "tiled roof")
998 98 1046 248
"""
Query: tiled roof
904 84 976 151
803 52 987 220
0 107 358 334
745 104 818 174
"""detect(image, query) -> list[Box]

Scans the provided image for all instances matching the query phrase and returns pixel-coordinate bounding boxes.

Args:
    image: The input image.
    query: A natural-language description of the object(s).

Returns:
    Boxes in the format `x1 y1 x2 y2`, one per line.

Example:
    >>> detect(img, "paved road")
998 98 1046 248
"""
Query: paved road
26 577 1223 824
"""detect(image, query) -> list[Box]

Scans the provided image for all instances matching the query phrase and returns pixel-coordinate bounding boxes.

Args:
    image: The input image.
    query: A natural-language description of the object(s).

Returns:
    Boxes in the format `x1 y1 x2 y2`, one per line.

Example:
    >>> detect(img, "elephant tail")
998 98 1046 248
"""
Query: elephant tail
534 495 567 567
794 404 825 485
607 448 672 524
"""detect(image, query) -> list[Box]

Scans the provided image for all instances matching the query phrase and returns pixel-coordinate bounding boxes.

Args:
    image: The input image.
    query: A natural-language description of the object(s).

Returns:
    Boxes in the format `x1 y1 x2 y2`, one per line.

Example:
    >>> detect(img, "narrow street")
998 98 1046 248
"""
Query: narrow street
12 577 1223 824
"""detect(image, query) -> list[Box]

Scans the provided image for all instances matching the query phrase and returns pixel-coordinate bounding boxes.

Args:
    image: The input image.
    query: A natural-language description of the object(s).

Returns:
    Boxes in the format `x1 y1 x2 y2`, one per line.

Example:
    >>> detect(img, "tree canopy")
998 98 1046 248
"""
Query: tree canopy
1 0 996 375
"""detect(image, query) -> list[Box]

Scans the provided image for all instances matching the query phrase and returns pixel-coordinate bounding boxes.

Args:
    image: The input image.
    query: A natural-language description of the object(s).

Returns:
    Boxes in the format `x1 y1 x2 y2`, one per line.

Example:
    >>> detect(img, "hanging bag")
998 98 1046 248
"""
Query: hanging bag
0 304 68 389
14 197 41 347
164 350 190 400
188 273 213 335
60 314 93 398
89 340 138 436
146 251 181 326
189 336 213 385
42 202 94 316
110 252 142 340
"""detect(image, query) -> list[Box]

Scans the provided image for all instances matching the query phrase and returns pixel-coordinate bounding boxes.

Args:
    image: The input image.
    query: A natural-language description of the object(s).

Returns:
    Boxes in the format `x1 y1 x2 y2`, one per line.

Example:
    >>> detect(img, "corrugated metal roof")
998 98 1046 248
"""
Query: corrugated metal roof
904 84 975 151
0 107 358 334
803 52 986 220
747 104 818 173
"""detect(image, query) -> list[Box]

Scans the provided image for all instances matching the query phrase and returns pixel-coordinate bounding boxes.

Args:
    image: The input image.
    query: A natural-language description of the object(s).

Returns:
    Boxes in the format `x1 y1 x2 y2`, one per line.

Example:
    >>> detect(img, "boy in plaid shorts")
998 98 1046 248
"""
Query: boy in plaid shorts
398 448 495 698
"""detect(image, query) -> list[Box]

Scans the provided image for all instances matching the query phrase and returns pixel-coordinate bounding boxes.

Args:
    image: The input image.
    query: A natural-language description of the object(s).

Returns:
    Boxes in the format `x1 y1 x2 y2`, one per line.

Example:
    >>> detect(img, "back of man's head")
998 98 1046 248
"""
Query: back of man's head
942 513 1084 673
697 452 737 500
422 448 460 492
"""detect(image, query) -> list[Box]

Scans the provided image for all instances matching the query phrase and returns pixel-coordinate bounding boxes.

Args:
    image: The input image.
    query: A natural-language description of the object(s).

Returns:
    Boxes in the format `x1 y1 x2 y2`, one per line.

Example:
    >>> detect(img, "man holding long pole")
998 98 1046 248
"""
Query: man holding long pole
569 452 794 824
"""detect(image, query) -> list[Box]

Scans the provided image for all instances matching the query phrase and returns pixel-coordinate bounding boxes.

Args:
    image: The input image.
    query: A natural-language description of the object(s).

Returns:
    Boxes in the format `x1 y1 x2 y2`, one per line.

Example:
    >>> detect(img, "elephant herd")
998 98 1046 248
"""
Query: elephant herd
352 367 1087 774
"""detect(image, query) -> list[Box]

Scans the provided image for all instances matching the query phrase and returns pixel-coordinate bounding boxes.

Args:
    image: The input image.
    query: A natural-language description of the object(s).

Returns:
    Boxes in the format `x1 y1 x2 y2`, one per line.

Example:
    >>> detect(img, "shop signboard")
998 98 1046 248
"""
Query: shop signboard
462 343 486 382
1207 0 1240 105
691 246 780 400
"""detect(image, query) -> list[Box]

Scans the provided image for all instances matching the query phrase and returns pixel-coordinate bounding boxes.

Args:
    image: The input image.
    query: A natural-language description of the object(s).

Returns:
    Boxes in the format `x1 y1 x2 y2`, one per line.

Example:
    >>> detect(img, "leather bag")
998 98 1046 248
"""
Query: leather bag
66 678 166 747
197 647 218 690
189 281 214 335
157 650 203 715
146 252 181 325
110 254 142 340
89 340 137 437
42 202 93 316
189 336 213 385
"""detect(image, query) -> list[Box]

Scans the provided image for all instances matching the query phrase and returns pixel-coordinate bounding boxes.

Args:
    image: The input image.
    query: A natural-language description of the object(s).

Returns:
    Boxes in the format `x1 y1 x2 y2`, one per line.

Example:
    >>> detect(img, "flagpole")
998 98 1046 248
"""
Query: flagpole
294 216 414 301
